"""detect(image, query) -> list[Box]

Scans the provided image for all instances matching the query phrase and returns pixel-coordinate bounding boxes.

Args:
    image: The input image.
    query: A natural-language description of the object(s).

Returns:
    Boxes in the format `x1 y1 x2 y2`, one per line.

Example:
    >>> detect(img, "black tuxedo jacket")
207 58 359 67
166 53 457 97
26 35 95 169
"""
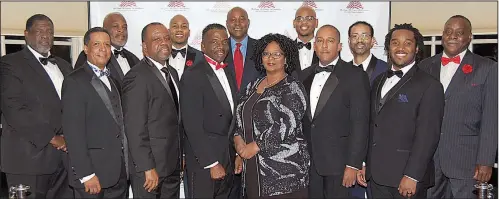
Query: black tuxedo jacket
366 65 444 188
180 45 203 74
122 58 181 177
62 64 125 188
300 59 370 176
74 48 140 87
349 55 389 84
0 48 72 174
224 37 262 94
180 58 237 172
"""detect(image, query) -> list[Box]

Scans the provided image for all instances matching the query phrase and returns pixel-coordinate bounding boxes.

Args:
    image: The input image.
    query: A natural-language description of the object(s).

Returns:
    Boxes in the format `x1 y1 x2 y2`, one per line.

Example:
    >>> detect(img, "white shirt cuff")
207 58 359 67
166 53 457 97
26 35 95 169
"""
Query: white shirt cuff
204 161 219 169
362 162 366 167
404 175 418 182
80 173 95 183
346 165 359 170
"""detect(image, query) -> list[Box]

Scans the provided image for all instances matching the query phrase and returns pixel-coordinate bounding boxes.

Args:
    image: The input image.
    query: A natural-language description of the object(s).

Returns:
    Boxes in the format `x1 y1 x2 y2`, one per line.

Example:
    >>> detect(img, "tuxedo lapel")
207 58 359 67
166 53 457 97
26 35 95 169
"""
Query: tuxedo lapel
144 58 179 114
375 74 387 114
203 62 232 115
123 49 137 67
378 66 417 113
22 48 60 101
303 69 315 121
224 67 237 107
313 66 338 119
84 65 119 125
429 54 443 80
366 55 378 79
445 51 473 99
185 46 197 66
109 56 125 80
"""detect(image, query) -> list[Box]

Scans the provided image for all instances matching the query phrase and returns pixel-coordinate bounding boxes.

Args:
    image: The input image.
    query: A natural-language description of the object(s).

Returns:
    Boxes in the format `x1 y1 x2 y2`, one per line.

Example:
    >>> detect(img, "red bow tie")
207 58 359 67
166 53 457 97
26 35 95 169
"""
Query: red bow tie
441 55 461 66
204 55 228 70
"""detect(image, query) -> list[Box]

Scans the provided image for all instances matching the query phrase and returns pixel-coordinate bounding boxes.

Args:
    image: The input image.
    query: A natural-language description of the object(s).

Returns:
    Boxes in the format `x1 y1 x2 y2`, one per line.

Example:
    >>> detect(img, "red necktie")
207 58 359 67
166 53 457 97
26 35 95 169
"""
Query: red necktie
441 55 461 66
234 43 244 90
204 55 227 70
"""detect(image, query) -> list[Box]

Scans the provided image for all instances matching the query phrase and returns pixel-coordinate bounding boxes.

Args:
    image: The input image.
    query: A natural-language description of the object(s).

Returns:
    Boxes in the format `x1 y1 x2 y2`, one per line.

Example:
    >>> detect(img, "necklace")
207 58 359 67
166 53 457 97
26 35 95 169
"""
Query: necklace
264 74 287 88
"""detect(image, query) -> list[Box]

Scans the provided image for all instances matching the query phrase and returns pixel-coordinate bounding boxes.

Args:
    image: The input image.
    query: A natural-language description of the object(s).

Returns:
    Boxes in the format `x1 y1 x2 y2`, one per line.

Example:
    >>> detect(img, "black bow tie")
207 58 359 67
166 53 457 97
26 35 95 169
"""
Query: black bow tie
172 48 186 58
315 65 334 73
387 70 403 78
114 49 126 58
39 55 56 65
297 42 311 50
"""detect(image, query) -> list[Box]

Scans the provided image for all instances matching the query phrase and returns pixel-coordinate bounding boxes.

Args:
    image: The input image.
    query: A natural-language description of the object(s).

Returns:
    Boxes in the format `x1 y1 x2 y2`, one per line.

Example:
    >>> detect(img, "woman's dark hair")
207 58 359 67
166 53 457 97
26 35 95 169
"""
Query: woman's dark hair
384 23 425 63
253 33 299 74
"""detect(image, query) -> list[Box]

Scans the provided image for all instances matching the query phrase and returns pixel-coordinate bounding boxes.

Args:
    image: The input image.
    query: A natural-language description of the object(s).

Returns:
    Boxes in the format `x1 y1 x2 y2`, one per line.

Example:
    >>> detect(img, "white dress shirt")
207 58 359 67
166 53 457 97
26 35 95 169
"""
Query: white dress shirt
169 45 188 80
112 46 132 75
381 62 415 98
297 37 315 70
440 50 467 92
310 57 338 118
148 57 180 100
28 46 64 99
204 56 234 169
352 53 373 72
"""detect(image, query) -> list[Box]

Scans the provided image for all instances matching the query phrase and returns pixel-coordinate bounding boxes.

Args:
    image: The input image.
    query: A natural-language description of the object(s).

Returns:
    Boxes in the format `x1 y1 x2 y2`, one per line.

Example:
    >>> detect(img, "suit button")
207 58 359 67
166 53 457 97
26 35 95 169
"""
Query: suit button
122 147 124 150
373 143 377 146
116 134 120 138
311 124 315 128
378 103 382 106
219 114 223 117
374 124 378 127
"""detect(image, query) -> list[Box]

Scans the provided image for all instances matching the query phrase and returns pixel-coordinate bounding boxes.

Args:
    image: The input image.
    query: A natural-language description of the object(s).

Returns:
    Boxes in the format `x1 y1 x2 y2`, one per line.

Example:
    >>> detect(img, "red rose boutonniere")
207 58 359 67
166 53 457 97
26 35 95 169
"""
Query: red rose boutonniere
186 60 193 67
462 64 473 74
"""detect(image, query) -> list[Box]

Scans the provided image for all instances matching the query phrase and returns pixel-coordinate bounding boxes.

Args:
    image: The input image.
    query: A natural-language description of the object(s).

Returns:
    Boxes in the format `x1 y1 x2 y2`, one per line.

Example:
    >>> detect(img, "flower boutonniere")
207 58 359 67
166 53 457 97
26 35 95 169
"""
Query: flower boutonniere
462 64 473 74
186 60 193 67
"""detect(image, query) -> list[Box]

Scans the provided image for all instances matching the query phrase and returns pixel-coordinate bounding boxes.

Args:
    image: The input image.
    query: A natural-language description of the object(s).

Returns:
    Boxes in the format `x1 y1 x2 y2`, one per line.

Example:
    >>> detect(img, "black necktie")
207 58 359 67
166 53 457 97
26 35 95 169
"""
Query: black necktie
160 67 179 111
358 64 364 69
114 49 126 58
39 55 56 65
172 48 186 58
387 70 403 78
297 42 311 50
315 65 334 73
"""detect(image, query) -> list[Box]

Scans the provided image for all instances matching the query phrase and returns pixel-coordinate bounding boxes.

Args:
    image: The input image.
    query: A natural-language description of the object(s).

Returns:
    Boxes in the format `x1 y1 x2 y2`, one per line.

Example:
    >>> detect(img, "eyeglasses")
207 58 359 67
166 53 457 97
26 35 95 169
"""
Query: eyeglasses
294 16 316 22
262 52 284 59
349 33 372 42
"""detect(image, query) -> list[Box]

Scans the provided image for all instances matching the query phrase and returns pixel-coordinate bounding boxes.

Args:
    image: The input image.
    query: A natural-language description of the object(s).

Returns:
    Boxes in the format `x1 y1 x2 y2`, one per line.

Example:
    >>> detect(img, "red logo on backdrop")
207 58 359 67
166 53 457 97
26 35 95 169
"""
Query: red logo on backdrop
168 0 185 8
258 1 275 9
346 0 364 10
302 0 317 8
213 1 230 9
119 1 136 7
189 32 202 46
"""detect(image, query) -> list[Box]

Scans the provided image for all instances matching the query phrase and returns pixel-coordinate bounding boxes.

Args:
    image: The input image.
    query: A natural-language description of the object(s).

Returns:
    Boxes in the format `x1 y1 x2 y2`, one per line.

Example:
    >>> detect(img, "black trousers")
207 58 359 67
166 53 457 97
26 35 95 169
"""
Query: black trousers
6 161 72 199
130 169 181 199
368 179 427 199
74 159 127 199
186 168 233 198
308 162 351 198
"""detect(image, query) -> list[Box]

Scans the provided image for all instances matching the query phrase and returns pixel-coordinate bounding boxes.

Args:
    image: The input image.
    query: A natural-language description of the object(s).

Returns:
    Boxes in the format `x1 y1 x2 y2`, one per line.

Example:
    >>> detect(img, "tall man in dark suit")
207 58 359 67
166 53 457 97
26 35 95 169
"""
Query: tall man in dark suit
75 12 139 87
357 23 445 199
180 23 237 198
122 22 182 199
62 27 128 199
293 6 319 70
348 21 388 84
169 14 203 80
0 14 73 198
419 15 498 199
300 25 370 198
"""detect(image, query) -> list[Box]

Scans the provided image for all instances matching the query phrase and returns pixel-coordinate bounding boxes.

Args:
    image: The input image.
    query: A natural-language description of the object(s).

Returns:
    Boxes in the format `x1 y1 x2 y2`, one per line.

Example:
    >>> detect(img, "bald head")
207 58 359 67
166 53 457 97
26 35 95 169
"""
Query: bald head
317 25 340 41
226 7 250 42
103 12 128 48
295 6 316 18
227 7 248 19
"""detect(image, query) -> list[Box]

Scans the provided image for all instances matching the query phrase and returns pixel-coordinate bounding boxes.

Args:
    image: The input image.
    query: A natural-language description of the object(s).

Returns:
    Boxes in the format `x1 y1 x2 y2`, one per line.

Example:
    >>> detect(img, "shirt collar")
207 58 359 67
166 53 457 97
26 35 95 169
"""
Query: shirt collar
319 56 339 67
442 49 467 60
172 44 188 50
391 61 415 77
27 45 51 59
147 57 167 71
353 53 373 67
87 61 109 76
231 36 248 49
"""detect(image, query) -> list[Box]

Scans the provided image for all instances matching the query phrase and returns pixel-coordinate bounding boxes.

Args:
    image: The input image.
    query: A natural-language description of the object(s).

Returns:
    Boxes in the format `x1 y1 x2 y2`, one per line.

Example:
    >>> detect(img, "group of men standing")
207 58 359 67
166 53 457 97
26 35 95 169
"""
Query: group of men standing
0 5 496 199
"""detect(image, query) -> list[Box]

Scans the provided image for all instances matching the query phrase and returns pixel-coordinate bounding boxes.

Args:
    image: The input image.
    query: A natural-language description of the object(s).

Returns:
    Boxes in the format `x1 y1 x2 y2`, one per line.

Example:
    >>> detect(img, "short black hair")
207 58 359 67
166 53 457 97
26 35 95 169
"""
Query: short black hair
318 24 341 41
84 27 110 45
348 21 374 37
448 15 473 32
384 23 425 63
253 33 299 75
202 23 227 41
25 14 53 31
141 22 163 42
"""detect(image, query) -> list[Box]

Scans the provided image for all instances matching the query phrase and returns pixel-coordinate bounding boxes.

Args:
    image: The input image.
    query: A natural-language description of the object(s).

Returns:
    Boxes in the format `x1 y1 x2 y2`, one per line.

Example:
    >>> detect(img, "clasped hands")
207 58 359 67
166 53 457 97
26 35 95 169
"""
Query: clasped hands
50 135 67 152
234 135 259 160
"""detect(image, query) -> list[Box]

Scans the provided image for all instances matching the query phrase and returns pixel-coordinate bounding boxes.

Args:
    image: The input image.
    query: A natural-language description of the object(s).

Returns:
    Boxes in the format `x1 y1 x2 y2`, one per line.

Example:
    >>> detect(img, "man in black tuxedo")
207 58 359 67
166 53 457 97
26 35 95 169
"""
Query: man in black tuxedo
357 23 445 199
348 21 388 85
300 25 370 198
0 14 73 198
180 23 236 198
122 22 182 198
420 15 498 199
293 6 319 70
169 14 203 79
75 12 139 87
62 27 128 199
225 7 260 94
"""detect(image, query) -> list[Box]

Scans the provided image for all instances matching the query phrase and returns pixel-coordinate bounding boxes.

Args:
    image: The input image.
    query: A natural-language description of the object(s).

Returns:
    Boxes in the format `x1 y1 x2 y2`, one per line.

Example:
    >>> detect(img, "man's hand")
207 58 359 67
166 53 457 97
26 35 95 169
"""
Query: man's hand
239 142 259 160
84 175 101 195
144 168 159 192
50 135 67 152
234 155 243 174
398 176 417 198
356 166 367 187
342 167 358 187
210 164 226 180
474 165 493 183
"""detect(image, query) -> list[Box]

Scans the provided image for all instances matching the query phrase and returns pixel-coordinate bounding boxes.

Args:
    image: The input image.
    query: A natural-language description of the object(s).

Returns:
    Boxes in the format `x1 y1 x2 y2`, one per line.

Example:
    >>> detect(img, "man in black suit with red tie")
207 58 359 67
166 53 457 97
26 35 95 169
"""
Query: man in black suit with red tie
62 27 128 199
300 25 370 198
169 14 203 80
75 12 139 87
357 23 445 199
180 23 236 198
0 14 73 199
293 6 319 71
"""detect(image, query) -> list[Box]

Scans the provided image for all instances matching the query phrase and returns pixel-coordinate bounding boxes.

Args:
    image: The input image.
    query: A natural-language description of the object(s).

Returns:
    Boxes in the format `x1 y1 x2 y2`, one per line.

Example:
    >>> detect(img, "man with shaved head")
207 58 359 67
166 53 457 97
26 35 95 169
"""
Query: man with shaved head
169 14 202 80
294 6 319 70
75 12 139 87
